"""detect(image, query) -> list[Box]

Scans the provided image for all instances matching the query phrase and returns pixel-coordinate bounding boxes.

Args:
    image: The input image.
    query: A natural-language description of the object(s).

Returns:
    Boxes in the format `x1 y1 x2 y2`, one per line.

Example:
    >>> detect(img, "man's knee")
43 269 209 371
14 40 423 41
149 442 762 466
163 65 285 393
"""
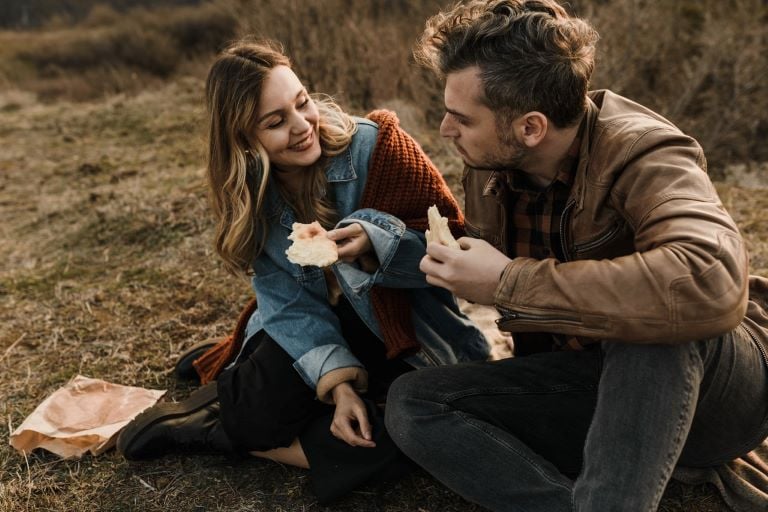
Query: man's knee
385 370 420 432
602 339 699 365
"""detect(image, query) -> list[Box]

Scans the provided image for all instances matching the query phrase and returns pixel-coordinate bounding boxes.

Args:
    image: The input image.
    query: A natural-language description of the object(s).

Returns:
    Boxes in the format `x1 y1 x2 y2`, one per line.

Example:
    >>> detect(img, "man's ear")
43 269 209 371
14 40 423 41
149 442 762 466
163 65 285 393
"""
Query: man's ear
515 112 548 147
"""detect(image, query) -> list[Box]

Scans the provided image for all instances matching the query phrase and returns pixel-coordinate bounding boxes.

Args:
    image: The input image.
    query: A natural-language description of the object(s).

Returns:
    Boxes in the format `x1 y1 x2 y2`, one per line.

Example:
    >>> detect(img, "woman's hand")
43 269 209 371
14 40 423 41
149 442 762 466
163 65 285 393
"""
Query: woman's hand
330 381 376 448
327 223 374 264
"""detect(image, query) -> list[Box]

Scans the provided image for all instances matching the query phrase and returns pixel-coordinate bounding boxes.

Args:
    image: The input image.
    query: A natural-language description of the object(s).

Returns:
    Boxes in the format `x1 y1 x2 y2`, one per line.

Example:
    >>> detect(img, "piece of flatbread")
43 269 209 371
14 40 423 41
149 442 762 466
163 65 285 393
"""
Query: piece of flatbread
285 221 339 267
425 205 461 249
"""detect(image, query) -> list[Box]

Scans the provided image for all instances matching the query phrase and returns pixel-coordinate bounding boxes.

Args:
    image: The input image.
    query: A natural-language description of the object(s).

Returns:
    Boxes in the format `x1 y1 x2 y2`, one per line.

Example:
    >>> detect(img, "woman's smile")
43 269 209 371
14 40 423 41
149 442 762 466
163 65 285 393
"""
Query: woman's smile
289 129 315 152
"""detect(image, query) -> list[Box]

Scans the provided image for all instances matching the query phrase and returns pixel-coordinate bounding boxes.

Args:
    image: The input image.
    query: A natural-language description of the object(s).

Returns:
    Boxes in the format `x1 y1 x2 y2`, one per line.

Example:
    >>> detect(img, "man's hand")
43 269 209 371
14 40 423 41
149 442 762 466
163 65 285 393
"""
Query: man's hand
327 223 373 262
420 237 511 305
330 382 376 448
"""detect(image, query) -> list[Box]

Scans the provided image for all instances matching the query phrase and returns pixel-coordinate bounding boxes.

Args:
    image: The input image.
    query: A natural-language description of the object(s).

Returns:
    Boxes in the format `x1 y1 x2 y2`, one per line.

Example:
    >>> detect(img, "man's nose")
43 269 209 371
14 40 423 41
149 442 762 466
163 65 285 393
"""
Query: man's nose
440 114 457 138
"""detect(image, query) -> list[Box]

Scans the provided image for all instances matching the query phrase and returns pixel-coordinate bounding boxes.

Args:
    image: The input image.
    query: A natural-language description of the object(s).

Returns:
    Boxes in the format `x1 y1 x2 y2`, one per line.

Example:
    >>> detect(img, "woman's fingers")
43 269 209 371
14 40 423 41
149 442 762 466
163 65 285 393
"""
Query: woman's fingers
354 402 372 442
327 223 372 262
330 396 376 448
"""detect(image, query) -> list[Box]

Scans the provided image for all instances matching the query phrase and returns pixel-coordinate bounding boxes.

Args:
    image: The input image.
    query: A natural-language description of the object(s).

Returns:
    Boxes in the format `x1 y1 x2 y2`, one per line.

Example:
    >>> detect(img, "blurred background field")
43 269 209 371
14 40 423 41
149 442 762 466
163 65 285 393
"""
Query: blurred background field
0 1 766 511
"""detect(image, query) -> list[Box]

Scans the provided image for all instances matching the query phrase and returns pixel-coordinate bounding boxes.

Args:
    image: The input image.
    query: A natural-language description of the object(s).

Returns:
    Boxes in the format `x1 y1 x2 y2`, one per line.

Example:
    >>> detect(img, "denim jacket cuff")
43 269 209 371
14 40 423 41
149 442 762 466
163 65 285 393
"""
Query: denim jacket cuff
336 209 427 292
293 344 364 389
338 209 405 265
316 367 369 404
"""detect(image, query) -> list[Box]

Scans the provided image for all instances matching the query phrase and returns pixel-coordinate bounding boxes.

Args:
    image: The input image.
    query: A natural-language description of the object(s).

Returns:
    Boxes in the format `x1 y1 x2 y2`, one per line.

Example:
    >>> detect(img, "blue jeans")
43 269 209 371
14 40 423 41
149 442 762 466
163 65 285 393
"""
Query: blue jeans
385 328 768 511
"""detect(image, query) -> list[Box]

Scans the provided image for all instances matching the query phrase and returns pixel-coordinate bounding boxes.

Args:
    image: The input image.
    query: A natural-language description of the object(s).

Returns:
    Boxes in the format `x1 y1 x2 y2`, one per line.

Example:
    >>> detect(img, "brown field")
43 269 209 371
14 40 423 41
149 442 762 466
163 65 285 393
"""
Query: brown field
1 1 767 510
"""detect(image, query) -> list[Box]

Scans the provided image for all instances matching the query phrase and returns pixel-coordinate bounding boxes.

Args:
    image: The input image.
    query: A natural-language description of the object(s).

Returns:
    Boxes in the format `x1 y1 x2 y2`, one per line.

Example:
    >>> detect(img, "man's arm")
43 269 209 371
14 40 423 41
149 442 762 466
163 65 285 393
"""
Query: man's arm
422 131 749 344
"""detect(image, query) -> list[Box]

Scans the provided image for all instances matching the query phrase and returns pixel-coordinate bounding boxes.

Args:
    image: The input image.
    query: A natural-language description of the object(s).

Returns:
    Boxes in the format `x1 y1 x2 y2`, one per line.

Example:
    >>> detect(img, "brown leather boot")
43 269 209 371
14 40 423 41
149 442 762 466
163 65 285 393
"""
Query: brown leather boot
117 382 233 460
174 339 218 382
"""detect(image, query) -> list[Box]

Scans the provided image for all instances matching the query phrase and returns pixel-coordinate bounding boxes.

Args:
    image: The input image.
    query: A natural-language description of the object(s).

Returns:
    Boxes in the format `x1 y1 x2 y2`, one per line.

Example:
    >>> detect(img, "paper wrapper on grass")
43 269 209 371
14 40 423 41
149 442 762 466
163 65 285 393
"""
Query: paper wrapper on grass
425 205 461 249
9 375 165 459
286 221 339 267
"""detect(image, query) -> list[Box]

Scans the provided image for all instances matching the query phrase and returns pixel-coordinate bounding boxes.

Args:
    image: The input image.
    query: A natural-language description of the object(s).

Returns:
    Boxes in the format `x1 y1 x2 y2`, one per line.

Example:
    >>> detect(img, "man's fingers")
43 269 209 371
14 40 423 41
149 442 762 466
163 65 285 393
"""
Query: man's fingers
457 236 475 250
425 241 454 260
421 255 451 284
425 273 454 293
419 255 435 275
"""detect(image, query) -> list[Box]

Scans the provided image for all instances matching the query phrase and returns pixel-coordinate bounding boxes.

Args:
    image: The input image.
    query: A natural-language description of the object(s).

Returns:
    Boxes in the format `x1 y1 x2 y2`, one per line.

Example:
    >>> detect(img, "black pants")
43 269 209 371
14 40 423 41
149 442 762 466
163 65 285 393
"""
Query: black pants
217 298 414 503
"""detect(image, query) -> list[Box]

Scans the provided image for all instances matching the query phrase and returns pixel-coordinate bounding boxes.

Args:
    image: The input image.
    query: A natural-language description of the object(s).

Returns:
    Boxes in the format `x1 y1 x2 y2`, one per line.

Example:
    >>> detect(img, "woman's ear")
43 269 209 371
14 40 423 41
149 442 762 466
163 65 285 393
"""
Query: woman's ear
515 112 548 148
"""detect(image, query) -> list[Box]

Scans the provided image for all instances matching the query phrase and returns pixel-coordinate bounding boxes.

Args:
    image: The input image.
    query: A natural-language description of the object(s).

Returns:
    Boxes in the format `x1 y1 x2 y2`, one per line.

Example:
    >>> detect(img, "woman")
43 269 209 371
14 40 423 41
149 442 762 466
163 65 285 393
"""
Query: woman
117 38 489 503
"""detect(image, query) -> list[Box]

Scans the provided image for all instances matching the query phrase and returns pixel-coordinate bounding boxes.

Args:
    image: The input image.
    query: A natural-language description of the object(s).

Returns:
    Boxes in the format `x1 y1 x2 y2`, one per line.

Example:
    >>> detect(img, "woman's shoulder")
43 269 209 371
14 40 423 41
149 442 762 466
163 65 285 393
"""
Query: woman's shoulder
344 117 379 167
351 116 379 142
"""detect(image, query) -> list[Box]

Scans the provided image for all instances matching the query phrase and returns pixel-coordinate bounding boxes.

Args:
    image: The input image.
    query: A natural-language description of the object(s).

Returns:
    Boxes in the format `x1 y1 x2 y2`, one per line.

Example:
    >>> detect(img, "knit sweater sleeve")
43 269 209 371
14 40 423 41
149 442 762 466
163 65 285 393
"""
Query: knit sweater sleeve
361 110 464 236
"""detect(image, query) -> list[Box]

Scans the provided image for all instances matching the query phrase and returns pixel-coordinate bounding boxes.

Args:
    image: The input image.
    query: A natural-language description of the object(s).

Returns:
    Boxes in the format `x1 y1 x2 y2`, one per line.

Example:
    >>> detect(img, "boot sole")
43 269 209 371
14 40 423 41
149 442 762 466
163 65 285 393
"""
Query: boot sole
117 382 218 459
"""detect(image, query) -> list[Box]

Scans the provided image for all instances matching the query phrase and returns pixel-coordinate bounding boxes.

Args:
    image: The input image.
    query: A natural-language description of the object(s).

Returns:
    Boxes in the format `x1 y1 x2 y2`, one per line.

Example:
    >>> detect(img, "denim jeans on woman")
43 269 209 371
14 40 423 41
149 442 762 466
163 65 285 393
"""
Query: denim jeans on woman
385 328 768 512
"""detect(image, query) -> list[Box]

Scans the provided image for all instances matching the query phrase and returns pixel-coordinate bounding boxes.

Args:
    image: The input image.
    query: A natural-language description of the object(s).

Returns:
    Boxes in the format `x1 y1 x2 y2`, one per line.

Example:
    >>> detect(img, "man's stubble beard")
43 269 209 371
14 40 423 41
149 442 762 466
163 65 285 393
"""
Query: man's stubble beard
466 131 528 173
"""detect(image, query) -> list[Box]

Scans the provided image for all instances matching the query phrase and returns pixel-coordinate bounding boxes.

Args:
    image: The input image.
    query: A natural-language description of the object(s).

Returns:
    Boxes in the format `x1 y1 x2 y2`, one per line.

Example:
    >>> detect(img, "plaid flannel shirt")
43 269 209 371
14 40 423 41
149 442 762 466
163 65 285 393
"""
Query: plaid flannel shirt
502 128 586 353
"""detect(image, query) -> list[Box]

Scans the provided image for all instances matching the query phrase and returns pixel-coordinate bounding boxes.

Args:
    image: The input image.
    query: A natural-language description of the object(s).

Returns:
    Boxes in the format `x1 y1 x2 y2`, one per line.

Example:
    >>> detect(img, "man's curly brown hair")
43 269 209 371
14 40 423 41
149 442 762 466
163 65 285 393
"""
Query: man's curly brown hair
415 0 599 128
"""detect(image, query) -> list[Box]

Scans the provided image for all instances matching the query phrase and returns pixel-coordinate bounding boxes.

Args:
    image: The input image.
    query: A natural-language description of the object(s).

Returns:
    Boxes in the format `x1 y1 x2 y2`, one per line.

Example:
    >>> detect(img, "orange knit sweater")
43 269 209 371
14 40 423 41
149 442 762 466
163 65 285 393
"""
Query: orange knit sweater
361 109 464 359
193 110 463 383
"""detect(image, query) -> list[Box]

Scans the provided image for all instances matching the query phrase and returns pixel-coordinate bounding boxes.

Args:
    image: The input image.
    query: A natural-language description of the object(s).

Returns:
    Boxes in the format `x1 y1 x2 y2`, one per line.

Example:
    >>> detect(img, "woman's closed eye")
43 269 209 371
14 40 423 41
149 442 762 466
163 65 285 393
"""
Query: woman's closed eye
266 116 285 129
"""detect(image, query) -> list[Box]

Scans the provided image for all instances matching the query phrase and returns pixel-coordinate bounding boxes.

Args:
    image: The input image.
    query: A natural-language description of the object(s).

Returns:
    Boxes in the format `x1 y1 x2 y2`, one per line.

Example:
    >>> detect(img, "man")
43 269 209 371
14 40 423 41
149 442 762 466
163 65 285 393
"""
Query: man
384 1 768 510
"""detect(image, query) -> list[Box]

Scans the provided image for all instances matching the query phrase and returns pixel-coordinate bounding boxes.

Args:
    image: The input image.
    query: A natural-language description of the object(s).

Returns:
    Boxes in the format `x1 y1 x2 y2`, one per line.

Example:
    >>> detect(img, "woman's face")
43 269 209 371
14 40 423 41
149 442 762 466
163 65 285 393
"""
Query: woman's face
250 65 321 174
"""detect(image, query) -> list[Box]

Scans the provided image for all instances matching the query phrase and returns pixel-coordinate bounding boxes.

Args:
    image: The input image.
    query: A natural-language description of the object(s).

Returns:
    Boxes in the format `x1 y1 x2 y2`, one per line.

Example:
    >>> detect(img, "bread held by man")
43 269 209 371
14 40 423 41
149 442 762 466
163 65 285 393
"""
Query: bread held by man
425 205 461 249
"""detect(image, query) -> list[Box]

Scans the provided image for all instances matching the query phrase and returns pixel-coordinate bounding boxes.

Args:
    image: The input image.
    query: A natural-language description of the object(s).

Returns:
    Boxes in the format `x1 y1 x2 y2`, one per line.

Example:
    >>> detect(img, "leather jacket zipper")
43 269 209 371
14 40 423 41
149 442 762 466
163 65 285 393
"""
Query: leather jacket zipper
559 200 576 262
496 307 582 326
743 323 768 368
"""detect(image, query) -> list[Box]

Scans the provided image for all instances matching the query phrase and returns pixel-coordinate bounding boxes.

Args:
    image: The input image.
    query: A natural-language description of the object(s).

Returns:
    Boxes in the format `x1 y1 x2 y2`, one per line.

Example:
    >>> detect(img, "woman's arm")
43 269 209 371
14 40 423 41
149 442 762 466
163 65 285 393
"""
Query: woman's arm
331 208 435 292
252 253 368 397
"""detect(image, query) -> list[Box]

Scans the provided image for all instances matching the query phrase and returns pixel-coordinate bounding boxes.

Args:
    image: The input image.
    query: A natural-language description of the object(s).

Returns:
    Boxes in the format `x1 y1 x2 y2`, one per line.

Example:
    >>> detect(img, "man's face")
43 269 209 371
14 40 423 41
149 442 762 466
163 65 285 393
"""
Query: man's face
440 66 528 170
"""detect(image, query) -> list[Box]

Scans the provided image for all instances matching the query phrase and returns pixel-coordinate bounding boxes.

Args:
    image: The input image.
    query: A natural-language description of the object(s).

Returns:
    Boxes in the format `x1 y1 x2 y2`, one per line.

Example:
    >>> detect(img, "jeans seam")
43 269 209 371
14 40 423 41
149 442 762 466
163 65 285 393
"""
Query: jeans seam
456 410 573 496
443 385 597 403
651 342 698 506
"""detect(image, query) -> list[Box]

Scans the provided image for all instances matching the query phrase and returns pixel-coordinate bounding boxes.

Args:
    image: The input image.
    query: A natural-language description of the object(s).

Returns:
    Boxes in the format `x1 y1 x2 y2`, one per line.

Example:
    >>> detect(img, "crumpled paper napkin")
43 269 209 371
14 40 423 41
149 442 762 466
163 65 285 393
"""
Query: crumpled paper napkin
9 375 165 459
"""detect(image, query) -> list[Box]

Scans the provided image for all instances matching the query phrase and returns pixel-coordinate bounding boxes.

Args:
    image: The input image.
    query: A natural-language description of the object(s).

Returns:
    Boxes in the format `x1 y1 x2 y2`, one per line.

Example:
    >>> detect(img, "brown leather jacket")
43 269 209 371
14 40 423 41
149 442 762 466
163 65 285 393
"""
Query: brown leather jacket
464 90 768 357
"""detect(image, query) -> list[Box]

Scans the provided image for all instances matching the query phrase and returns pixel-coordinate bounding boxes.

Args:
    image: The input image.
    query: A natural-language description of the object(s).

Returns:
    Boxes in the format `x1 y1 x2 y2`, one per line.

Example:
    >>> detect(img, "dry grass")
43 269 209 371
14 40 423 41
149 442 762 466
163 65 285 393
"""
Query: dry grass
1 3 764 510
1 0 766 169
3 73 763 511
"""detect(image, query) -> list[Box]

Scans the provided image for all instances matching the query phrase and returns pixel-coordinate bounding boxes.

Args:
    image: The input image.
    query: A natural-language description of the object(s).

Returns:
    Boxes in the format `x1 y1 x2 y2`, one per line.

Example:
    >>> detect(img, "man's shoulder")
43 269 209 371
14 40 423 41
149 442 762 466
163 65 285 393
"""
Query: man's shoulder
580 90 707 186
585 89 703 168
588 89 683 138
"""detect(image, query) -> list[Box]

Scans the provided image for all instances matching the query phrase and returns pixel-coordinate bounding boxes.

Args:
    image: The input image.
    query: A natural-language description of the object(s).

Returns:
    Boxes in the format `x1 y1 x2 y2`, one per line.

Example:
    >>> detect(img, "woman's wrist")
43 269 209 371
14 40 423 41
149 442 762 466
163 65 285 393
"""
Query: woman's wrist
330 380 355 403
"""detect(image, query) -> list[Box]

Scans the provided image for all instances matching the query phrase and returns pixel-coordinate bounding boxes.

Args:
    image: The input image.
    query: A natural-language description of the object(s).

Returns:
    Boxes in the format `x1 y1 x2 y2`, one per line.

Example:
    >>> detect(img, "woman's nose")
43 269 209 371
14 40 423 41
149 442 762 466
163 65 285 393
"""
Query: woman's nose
290 111 312 134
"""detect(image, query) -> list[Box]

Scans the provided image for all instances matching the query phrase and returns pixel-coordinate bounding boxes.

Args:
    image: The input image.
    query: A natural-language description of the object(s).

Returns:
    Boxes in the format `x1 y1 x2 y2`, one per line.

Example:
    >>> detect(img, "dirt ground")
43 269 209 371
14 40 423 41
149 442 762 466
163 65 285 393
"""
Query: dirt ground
2 79 766 511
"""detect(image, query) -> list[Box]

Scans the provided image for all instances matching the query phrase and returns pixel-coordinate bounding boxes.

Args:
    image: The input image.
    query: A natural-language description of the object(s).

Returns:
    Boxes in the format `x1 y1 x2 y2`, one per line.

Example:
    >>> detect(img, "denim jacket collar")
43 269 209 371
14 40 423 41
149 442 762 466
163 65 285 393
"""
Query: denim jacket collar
263 146 358 222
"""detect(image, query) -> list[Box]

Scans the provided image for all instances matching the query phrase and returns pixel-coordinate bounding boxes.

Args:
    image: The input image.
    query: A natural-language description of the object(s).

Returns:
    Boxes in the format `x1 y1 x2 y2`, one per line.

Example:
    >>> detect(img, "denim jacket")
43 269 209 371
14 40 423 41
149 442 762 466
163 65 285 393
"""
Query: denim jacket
238 118 489 392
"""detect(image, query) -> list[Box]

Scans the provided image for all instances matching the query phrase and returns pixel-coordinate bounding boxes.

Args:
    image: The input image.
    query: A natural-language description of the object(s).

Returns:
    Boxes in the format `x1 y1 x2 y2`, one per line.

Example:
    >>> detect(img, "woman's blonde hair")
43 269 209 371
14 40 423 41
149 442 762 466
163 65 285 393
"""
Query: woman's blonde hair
205 39 357 275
